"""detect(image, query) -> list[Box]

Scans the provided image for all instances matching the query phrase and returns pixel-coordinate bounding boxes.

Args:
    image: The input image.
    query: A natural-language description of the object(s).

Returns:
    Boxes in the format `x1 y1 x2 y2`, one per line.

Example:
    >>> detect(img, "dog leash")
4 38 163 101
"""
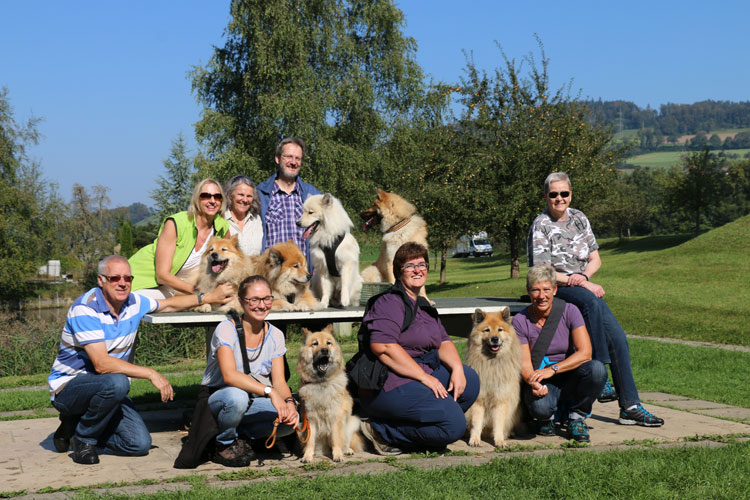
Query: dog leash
264 406 310 449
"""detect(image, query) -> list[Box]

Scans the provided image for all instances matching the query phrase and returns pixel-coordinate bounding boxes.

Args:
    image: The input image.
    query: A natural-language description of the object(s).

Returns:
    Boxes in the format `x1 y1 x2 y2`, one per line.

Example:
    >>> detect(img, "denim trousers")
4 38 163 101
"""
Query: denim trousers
208 386 297 445
51 372 151 455
359 364 480 450
555 286 641 408
523 360 607 421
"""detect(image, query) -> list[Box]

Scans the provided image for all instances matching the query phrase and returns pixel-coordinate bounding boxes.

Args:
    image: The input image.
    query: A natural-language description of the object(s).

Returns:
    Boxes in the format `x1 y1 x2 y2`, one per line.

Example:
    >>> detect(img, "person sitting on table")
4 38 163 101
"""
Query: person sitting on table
202 275 299 467
129 178 229 299
357 242 480 455
527 171 664 427
223 175 263 256
48 255 233 465
512 264 607 442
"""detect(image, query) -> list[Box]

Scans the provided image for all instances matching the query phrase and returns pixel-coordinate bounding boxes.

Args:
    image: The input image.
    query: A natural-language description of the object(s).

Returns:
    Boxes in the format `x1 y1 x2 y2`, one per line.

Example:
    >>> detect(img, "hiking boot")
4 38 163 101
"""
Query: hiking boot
72 437 99 465
534 419 555 436
360 421 402 456
568 419 590 442
211 440 254 467
53 414 79 453
597 380 618 403
619 404 664 427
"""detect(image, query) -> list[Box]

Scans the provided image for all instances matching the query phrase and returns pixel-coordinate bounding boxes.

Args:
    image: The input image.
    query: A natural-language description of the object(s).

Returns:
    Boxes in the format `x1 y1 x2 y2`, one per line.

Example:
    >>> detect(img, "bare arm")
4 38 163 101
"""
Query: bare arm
371 342 448 399
155 283 234 313
84 342 173 402
154 219 194 294
525 325 592 392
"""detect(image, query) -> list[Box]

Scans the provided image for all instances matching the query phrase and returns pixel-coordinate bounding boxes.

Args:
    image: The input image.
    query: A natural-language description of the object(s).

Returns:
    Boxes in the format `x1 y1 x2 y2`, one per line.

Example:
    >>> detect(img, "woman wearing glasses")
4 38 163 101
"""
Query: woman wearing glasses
356 242 479 455
201 275 298 467
129 178 230 299
223 175 263 256
527 172 663 427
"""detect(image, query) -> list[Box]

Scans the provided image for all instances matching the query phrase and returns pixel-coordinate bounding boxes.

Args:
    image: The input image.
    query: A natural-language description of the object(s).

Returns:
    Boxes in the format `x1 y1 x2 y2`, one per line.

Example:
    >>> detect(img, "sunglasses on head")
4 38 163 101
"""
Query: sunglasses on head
547 191 570 199
100 274 134 283
199 192 223 201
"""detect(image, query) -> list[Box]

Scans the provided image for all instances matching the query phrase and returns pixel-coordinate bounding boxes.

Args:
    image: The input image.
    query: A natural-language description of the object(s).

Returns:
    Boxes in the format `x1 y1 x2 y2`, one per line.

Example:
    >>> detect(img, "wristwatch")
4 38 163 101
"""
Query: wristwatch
551 364 559 374
263 386 272 397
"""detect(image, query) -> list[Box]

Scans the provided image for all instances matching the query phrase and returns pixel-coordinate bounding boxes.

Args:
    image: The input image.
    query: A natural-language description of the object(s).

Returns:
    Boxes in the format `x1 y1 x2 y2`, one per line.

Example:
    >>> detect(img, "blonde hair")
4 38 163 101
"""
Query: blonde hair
188 178 225 220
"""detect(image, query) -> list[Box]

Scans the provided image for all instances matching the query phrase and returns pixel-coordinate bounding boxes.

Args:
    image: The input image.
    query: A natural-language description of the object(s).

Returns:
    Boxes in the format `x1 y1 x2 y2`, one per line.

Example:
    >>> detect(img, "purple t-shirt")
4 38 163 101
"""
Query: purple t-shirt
364 292 450 392
512 302 585 364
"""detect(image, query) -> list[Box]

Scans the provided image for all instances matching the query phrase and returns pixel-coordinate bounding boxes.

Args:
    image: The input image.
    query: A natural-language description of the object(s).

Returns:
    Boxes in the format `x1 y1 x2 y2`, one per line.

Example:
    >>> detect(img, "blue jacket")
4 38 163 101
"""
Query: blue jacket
256 172 321 270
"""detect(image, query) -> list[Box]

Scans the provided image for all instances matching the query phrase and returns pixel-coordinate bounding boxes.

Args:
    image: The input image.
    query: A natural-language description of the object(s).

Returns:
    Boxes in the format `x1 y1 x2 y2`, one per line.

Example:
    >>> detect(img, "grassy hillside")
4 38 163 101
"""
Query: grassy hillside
624 149 750 169
424 215 749 346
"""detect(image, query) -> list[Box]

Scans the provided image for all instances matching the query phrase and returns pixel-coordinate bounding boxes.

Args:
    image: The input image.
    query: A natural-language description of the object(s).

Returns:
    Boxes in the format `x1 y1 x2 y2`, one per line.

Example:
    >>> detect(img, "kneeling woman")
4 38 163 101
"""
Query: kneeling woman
202 275 299 466
512 265 607 442
358 242 480 454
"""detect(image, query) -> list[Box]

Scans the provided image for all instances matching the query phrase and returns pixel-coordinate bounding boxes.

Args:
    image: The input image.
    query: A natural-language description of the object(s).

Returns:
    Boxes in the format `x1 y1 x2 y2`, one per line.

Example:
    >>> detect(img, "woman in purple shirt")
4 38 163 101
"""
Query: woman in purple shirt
357 243 480 455
513 265 606 443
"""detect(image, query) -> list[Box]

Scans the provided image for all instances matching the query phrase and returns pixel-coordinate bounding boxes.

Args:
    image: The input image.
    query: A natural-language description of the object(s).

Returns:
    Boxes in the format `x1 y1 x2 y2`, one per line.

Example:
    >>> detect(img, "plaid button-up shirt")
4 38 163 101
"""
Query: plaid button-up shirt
264 181 306 255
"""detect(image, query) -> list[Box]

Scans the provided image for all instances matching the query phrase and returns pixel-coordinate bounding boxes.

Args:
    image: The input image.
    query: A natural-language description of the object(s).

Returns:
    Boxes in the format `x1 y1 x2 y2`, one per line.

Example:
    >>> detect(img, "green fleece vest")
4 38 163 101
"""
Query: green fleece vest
129 211 229 291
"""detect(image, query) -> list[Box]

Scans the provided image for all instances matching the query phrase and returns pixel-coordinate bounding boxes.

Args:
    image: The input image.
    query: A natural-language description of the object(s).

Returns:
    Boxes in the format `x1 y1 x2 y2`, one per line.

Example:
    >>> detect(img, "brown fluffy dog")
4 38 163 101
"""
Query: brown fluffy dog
255 241 321 312
359 189 429 299
192 235 249 313
297 325 363 462
464 308 522 447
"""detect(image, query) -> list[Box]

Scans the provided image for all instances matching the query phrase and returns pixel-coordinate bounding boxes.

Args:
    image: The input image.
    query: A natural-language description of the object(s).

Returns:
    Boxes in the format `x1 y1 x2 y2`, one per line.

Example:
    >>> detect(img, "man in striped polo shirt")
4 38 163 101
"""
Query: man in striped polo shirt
48 255 233 465
256 137 321 271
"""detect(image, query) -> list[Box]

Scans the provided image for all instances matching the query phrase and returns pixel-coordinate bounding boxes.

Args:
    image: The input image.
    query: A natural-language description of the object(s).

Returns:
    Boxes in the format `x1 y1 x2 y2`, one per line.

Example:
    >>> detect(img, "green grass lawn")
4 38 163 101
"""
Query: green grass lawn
623 148 750 168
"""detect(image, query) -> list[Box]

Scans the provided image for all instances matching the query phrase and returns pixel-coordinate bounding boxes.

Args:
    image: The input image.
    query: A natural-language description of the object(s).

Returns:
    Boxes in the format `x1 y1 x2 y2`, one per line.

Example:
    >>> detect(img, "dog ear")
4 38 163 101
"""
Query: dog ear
301 328 312 338
268 247 284 267
502 307 511 323
323 324 334 334
472 308 485 326
229 234 239 247
322 193 333 206
376 187 386 199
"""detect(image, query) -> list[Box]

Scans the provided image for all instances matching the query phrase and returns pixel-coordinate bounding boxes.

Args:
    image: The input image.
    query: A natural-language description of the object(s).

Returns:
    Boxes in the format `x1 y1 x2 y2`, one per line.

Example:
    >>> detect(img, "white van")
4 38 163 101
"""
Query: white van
452 232 493 257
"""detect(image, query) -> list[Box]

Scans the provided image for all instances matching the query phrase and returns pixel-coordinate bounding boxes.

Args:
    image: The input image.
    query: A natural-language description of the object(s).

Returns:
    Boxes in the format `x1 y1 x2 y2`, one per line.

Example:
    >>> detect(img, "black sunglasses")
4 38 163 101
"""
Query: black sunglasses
547 191 570 199
199 192 223 201
100 274 134 283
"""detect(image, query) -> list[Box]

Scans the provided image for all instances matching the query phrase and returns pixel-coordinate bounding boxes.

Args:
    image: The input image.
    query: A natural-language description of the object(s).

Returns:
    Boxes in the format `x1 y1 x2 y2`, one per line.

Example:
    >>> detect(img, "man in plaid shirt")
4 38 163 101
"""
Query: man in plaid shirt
256 137 321 271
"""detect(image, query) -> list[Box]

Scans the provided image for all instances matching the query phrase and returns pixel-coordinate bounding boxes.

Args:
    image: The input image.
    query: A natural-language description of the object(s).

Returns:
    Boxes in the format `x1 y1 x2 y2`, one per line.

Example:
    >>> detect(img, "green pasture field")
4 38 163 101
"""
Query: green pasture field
623 148 750 169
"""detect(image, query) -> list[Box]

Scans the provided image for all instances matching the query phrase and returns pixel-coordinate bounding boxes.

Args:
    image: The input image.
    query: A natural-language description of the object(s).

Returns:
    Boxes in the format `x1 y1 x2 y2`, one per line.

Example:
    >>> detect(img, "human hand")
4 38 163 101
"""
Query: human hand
528 368 553 385
150 370 174 402
582 281 605 298
207 283 235 304
421 374 448 399
447 368 466 401
270 392 298 428
531 381 548 397
567 273 586 286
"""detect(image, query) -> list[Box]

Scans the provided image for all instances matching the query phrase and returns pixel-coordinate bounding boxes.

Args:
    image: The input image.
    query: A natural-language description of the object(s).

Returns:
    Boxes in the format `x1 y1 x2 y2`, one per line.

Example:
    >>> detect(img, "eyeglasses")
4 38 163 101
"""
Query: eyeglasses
547 191 570 199
280 154 302 162
199 192 223 201
240 296 274 306
100 274 134 283
401 262 428 272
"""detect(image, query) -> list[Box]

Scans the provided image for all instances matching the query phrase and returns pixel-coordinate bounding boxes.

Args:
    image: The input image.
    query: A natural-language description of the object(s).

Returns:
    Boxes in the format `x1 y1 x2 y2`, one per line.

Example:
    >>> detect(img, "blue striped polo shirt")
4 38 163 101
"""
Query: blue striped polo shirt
47 287 158 399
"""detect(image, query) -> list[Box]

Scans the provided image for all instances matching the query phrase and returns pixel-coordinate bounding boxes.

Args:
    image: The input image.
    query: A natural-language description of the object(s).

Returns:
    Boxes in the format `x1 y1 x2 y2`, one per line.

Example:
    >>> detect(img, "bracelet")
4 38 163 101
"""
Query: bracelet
197 292 204 305
580 273 589 281
284 397 298 407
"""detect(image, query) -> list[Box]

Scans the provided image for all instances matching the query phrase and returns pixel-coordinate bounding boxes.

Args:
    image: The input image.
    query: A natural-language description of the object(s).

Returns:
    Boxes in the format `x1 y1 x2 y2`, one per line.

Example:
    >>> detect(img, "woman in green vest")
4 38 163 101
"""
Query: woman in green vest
129 178 230 299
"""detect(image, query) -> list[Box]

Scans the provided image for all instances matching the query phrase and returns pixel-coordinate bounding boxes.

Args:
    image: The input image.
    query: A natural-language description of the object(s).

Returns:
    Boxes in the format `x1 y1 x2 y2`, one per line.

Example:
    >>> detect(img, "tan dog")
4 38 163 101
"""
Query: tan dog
359 189 429 299
192 235 250 313
297 325 363 462
296 193 362 308
464 308 522 447
255 241 320 312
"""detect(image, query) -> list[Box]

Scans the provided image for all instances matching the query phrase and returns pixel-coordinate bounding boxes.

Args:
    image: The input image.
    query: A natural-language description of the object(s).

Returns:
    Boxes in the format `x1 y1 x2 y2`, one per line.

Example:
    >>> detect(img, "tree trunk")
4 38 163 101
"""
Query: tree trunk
439 248 447 284
509 223 520 278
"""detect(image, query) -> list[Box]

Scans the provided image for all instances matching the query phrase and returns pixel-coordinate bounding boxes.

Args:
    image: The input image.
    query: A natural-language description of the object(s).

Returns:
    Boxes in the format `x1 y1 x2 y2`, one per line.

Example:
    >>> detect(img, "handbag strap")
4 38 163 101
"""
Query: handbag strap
229 311 251 375
530 298 567 370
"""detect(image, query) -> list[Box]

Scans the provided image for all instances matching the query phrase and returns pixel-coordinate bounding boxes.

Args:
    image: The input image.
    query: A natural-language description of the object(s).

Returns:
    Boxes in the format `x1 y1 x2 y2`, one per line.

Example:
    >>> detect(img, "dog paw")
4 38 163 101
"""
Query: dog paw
332 453 344 462
193 304 212 313
301 455 315 464
344 447 354 456
468 437 482 447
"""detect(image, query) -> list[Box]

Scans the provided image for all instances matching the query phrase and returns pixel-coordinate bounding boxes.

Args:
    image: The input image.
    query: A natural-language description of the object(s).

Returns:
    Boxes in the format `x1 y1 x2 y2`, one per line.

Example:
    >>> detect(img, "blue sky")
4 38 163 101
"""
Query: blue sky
2 0 748 207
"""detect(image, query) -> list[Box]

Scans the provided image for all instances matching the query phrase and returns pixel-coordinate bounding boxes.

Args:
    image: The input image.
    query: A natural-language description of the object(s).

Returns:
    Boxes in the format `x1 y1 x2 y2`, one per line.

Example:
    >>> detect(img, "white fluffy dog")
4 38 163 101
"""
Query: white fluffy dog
297 193 362 308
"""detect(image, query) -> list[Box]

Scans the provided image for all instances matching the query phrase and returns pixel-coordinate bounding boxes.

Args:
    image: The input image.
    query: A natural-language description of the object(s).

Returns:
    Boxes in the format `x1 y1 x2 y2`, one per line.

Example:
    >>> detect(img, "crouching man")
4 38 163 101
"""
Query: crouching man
48 255 233 464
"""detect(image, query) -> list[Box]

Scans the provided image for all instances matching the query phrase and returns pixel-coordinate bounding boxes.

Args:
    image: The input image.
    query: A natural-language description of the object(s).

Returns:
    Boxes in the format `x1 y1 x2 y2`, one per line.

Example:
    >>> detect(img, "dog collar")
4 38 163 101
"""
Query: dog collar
385 217 412 234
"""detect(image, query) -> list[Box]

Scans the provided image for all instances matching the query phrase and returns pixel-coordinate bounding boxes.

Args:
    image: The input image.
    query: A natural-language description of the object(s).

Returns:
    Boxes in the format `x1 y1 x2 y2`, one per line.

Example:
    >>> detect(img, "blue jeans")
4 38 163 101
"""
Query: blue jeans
208 386 297 445
556 286 640 408
51 373 151 455
523 360 607 420
359 364 480 450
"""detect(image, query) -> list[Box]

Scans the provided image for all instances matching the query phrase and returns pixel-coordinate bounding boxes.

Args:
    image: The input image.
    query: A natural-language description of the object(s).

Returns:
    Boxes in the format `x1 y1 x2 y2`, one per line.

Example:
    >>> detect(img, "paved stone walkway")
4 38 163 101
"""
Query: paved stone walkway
1 392 748 498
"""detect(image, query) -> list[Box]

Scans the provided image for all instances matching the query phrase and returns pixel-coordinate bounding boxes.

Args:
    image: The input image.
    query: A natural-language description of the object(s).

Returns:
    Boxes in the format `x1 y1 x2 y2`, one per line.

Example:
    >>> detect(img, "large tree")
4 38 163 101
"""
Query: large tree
190 0 425 212
458 40 623 277
151 133 196 222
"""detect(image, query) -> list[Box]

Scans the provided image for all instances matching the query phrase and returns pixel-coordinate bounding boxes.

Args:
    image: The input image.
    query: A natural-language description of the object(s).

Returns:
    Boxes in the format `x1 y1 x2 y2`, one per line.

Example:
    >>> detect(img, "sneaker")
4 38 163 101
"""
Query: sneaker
619 404 665 427
534 419 555 436
597 380 618 403
360 421 402 456
53 414 79 453
211 440 254 467
568 419 590 442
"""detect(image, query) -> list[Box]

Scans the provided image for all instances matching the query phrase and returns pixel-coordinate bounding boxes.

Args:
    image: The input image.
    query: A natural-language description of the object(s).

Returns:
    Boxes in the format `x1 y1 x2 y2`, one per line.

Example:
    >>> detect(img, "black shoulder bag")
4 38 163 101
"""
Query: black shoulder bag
529 298 567 370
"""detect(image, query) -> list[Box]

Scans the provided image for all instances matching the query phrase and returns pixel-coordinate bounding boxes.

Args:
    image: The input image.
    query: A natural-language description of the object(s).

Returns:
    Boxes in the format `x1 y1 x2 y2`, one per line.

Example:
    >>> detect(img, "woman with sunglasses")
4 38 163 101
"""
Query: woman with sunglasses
129 178 230 299
202 275 298 467
527 172 663 427
356 242 479 455
223 175 263 256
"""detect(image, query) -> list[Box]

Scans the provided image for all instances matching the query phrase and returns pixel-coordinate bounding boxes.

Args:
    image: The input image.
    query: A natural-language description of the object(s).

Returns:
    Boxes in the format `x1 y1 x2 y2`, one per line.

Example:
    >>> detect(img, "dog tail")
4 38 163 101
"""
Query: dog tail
347 415 364 452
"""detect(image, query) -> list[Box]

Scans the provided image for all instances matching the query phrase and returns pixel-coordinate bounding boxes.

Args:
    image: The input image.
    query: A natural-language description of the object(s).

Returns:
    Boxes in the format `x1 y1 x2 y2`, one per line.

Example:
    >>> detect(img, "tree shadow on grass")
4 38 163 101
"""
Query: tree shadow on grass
600 234 694 254
428 278 514 294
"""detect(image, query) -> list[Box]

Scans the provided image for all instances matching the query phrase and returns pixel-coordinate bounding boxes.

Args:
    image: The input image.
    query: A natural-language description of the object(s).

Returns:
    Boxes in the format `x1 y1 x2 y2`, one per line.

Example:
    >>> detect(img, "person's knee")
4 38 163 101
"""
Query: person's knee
437 405 468 445
459 365 480 407
524 394 556 421
102 374 130 401
121 431 152 456
219 387 250 412
589 360 607 385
